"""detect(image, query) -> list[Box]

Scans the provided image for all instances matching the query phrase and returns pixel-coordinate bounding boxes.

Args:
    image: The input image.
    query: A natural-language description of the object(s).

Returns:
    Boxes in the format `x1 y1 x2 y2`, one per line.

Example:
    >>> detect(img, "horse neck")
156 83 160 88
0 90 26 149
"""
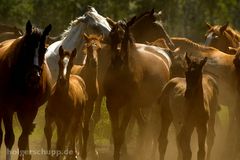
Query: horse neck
186 78 204 107
61 26 85 63
172 37 208 53
80 61 98 96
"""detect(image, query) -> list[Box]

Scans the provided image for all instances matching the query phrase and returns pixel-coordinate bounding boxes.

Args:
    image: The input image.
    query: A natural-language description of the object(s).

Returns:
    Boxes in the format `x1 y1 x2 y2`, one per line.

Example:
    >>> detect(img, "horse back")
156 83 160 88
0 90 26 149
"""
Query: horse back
69 74 88 105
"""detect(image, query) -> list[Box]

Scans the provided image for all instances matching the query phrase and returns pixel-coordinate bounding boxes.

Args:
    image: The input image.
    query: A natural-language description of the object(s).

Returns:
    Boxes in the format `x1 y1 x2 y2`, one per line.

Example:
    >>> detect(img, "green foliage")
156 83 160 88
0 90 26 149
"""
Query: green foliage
0 0 239 41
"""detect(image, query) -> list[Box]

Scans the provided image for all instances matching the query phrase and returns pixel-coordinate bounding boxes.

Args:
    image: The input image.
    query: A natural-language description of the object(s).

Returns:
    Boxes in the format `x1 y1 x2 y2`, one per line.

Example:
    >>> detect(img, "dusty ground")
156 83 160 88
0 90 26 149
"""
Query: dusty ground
0 106 232 160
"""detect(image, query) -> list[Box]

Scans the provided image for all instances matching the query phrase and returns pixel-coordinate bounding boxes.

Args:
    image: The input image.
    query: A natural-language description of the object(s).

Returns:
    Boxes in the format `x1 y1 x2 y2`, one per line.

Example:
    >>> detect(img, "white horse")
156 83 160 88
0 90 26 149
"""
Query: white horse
45 6 111 81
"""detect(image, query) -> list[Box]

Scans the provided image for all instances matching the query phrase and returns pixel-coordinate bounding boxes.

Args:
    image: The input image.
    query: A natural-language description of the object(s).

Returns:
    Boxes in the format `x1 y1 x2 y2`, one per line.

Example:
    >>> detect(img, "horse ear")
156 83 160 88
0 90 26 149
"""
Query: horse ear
200 57 208 68
206 22 212 29
71 48 77 58
43 24 52 36
26 20 32 35
83 33 89 42
220 22 228 33
59 46 64 58
98 34 104 42
185 52 191 66
106 17 117 28
228 47 238 55
150 8 155 15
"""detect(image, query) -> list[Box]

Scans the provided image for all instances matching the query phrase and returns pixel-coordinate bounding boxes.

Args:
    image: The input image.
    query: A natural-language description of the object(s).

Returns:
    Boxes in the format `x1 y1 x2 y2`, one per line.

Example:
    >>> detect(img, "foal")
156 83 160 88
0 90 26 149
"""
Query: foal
44 46 87 160
71 33 102 159
159 54 219 160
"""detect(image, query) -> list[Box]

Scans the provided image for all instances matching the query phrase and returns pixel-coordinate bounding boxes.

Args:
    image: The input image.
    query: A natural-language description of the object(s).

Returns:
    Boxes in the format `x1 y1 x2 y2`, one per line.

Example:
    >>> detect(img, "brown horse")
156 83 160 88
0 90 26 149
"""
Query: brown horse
44 46 87 160
205 23 240 54
103 16 171 160
153 37 240 159
0 23 23 34
0 23 23 42
71 33 102 159
91 8 174 136
0 20 52 160
159 54 219 160
106 9 175 49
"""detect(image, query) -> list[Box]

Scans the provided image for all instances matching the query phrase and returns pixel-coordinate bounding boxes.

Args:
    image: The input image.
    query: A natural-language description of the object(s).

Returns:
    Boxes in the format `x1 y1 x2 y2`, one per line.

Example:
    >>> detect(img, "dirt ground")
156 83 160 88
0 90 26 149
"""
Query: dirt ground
0 106 233 160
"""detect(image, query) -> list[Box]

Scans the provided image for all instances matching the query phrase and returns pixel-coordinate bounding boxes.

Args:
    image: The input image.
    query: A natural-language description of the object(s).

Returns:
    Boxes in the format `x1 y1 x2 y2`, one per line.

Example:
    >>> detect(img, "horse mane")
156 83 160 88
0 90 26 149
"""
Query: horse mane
61 16 84 39
133 9 156 26
171 37 217 52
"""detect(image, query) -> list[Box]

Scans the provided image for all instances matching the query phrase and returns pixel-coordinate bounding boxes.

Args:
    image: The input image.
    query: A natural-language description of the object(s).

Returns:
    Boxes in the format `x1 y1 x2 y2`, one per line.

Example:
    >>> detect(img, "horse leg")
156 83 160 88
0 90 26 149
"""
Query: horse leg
196 123 207 160
69 120 79 160
81 100 94 160
3 111 15 160
17 109 38 160
44 111 54 159
206 114 216 160
106 98 121 160
177 124 194 160
118 106 132 159
0 113 3 148
158 107 172 160
56 120 66 160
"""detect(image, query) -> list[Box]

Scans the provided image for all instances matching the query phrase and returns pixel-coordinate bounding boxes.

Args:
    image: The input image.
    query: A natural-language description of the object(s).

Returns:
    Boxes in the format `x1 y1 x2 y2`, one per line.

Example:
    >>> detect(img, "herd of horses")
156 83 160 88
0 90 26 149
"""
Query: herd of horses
0 6 240 160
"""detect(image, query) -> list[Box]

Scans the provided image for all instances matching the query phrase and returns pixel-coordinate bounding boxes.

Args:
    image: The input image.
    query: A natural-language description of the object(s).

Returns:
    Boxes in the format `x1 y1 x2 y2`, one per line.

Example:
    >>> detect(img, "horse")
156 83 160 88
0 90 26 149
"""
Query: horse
0 23 23 35
205 23 240 54
106 9 175 49
158 54 219 160
44 46 87 160
0 20 52 160
0 23 23 42
103 16 172 160
45 6 111 82
92 8 175 124
71 33 102 159
152 36 240 159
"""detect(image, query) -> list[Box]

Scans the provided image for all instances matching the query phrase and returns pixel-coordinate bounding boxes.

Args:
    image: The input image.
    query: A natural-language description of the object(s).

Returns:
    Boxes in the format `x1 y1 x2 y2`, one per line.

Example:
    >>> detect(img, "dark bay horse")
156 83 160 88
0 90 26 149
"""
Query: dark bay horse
205 23 240 54
44 46 87 160
71 33 102 159
106 9 175 49
0 20 52 160
91 9 175 145
159 54 219 160
103 17 171 160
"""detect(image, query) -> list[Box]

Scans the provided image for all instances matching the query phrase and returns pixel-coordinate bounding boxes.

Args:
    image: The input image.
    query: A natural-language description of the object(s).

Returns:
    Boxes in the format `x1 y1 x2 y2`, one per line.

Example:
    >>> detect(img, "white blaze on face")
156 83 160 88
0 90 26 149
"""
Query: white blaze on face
34 43 40 66
63 56 70 77
205 32 214 46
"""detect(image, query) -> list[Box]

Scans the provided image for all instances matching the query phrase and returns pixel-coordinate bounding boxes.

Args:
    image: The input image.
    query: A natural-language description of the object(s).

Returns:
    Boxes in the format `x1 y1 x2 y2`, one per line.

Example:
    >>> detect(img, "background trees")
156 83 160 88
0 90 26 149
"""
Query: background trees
0 0 239 42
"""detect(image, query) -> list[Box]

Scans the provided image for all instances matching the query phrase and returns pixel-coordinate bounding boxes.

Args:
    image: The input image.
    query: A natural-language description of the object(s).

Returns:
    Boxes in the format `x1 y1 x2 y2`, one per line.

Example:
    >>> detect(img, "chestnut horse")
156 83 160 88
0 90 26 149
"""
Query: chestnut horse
44 46 87 160
103 17 171 160
205 23 240 54
159 54 219 160
153 37 240 160
71 33 102 159
0 20 52 160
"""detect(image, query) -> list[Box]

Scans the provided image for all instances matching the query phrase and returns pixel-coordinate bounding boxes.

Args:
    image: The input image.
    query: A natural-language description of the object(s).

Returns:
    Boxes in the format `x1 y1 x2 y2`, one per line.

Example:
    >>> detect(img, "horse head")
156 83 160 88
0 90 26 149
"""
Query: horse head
185 53 207 98
205 22 240 54
83 33 103 67
57 46 76 88
13 20 51 92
